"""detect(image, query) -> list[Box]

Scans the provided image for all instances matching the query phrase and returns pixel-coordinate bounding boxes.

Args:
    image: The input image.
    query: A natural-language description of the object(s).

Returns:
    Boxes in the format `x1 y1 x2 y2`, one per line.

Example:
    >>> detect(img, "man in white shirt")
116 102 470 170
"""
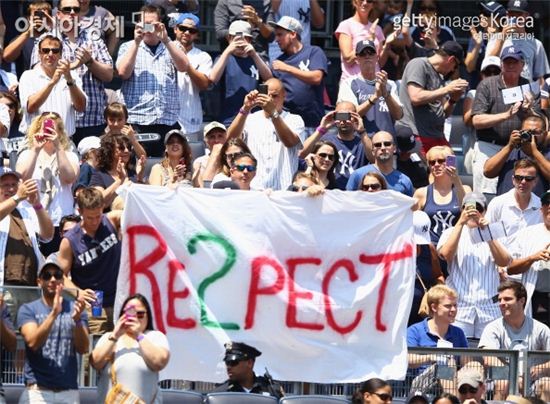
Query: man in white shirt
227 77 305 190
18 35 87 137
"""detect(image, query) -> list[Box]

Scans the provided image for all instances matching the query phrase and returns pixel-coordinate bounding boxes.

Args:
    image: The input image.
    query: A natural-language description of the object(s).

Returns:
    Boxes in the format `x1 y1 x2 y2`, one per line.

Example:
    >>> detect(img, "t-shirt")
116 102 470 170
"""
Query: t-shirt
274 45 327 127
323 132 368 190
396 57 446 139
17 298 88 389
96 330 170 403
346 164 414 196
495 148 550 197
407 318 469 348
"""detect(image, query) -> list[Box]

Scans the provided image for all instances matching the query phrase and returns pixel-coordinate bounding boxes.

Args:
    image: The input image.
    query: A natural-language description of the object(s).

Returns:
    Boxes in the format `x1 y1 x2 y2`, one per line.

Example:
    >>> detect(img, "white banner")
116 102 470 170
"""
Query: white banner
117 186 416 383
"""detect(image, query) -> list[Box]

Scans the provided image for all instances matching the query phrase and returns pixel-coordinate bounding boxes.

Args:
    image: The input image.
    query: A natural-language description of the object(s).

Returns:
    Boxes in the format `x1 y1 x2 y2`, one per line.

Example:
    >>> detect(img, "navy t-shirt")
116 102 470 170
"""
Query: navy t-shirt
496 148 550 197
217 55 261 126
274 45 327 127
17 299 88 389
323 132 368 190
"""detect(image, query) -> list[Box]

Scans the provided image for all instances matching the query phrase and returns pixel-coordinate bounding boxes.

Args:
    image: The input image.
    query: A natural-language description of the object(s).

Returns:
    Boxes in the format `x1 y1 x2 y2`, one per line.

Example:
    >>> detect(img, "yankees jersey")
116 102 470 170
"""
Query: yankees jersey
323 132 368 190
424 184 460 244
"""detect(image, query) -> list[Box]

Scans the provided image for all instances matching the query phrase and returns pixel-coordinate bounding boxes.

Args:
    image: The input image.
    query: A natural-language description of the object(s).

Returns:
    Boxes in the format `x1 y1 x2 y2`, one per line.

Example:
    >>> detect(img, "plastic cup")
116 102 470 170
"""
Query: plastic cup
91 290 103 317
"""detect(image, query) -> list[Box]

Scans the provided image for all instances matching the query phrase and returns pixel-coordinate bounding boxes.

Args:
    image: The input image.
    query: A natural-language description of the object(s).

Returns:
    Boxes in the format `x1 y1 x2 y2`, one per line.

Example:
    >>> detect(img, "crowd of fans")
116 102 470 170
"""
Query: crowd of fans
0 0 549 402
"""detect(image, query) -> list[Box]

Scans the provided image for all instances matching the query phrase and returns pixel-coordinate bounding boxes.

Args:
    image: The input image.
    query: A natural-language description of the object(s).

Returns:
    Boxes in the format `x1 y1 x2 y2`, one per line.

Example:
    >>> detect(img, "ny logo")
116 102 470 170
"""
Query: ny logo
378 99 389 113
298 7 310 23
514 0 521 7
298 59 310 71
338 151 356 175
250 65 259 80
432 211 456 235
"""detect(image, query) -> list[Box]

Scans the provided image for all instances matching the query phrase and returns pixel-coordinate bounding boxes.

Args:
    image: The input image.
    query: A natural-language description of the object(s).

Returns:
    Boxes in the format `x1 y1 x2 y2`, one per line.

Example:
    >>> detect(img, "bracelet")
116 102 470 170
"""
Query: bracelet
85 59 93 66
66 80 75 86
33 203 43 210
239 108 249 115
316 126 327 135
108 333 118 342
137 334 145 342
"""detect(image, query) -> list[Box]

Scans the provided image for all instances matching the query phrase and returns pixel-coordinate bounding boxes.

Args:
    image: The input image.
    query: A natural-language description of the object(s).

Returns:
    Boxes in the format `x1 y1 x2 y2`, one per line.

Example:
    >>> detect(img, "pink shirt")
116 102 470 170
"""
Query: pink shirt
335 17 385 81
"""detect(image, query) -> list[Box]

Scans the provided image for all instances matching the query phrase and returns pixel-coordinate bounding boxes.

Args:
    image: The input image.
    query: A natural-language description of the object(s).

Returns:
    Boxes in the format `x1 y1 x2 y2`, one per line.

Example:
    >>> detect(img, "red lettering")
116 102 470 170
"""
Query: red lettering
127 225 167 333
286 258 324 331
167 259 196 329
245 257 286 329
322 259 362 335
359 243 413 332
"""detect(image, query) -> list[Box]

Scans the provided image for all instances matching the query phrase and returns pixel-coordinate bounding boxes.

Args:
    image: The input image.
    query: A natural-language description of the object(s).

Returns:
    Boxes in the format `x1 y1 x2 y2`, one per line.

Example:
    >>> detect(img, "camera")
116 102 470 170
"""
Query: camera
334 112 351 122
519 129 532 143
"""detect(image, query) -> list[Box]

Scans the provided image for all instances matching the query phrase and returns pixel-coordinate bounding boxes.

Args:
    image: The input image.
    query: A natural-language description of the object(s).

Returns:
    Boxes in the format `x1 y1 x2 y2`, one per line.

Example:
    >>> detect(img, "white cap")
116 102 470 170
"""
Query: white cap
413 211 431 245
77 136 101 157
481 56 501 72
228 20 253 37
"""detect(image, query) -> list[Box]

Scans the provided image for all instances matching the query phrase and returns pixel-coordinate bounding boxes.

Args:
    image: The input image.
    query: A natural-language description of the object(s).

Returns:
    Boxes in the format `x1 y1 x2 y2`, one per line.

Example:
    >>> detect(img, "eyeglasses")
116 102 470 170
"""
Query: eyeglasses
225 152 243 161
513 175 536 182
225 360 242 367
458 385 478 395
40 270 64 280
317 152 335 161
177 25 198 34
373 141 393 148
40 47 61 54
362 183 382 191
233 164 256 172
372 392 392 401
59 6 81 13
136 310 147 319
428 158 446 166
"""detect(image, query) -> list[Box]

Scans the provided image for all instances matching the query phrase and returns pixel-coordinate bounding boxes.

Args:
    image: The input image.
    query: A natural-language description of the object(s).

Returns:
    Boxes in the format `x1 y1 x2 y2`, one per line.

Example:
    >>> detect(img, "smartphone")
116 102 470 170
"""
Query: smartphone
258 84 268 95
235 32 244 38
179 158 185 166
125 305 137 318
445 155 456 168
334 112 351 122
143 23 155 33
464 201 476 211
34 10 45 18
42 118 54 136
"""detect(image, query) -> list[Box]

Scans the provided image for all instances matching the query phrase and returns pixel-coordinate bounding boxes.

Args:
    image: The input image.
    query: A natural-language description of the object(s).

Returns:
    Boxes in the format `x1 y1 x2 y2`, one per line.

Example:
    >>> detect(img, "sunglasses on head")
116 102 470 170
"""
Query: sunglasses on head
233 164 256 172
225 359 242 367
513 174 536 182
362 183 382 191
317 152 335 161
372 392 392 401
40 47 61 54
60 6 81 13
458 385 478 395
373 141 393 148
177 25 198 34
40 270 63 280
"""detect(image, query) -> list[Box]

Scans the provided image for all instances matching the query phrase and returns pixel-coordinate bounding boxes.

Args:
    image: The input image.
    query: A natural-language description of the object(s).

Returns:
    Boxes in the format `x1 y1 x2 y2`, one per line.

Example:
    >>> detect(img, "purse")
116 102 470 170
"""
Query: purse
416 271 430 318
105 354 146 404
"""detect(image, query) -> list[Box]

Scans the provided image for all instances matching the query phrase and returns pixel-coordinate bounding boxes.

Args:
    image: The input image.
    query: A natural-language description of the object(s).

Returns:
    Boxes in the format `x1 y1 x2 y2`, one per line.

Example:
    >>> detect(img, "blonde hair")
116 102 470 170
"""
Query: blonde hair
426 284 458 315
426 145 454 161
26 113 71 150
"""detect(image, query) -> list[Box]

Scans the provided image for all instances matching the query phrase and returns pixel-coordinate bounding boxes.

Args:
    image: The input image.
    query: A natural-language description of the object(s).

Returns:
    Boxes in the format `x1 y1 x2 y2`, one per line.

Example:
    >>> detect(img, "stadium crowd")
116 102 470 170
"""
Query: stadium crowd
0 0 549 402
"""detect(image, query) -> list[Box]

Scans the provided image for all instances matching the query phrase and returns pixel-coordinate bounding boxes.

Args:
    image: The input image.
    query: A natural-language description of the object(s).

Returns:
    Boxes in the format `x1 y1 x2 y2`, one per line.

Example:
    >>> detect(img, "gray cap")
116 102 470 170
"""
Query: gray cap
228 20 253 37
38 253 63 276
269 16 303 34
164 129 187 145
463 191 487 209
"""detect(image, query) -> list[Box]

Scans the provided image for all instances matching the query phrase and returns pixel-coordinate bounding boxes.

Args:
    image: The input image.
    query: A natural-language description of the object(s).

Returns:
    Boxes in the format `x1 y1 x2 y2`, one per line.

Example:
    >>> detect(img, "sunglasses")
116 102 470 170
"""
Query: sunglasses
458 385 478 395
372 392 392 401
513 174 536 182
225 360 242 367
135 310 147 319
225 152 243 161
428 158 446 166
59 6 81 13
483 67 501 76
290 184 310 192
177 25 198 34
40 270 63 280
373 141 393 148
362 183 382 191
233 164 256 172
317 152 335 161
359 49 376 57
40 47 61 54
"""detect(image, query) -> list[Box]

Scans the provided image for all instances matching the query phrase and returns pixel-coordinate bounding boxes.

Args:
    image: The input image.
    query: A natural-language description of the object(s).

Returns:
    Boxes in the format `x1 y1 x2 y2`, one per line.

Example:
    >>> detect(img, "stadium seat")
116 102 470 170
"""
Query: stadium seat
189 140 206 160
143 156 163 181
205 392 278 403
79 387 98 404
162 389 204 403
280 395 351 403
3 384 25 402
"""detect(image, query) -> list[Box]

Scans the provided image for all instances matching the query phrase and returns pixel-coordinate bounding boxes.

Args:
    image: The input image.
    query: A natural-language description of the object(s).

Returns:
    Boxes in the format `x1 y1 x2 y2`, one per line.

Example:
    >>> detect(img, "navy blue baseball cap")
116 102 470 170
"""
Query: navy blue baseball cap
501 45 524 61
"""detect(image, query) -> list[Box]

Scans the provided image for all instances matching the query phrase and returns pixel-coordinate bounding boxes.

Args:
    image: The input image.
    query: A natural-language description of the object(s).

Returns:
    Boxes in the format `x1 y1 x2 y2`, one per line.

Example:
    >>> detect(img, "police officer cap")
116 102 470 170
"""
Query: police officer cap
223 341 262 361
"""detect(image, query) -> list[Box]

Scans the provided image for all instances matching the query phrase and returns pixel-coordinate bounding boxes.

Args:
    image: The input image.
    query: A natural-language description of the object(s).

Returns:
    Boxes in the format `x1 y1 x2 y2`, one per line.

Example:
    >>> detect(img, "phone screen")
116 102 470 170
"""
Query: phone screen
445 155 456 168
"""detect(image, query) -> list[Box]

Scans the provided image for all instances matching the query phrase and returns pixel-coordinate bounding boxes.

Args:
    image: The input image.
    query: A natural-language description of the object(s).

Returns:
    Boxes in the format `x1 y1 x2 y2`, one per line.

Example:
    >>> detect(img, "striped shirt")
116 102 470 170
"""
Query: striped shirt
437 226 501 325
117 40 179 126
177 46 212 134
244 110 305 190
18 66 87 136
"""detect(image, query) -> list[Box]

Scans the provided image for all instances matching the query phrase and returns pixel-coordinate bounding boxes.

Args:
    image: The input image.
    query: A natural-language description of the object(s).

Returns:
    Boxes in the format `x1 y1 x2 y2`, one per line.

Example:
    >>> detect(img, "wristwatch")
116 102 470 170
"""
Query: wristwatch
11 195 22 204
270 111 280 120
66 79 75 86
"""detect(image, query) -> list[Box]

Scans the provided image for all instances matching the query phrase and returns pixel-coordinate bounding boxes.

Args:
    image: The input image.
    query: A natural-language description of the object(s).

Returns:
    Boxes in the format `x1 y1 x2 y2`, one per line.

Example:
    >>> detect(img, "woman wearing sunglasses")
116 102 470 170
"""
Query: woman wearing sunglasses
229 153 257 190
92 293 170 404
351 378 392 404
305 141 338 189
203 138 252 188
358 171 387 192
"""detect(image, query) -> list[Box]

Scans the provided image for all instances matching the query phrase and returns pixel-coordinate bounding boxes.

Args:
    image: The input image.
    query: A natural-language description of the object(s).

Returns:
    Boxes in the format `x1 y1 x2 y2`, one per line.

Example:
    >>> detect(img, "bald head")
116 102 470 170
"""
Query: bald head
335 101 356 113
372 131 393 144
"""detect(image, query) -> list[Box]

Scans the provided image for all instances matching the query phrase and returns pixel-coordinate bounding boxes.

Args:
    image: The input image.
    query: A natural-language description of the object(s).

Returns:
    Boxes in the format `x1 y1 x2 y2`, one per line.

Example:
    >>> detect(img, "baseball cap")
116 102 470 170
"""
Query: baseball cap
540 189 550 205
203 121 227 137
175 13 200 27
440 41 464 64
355 39 377 55
463 191 487 210
407 391 430 404
501 46 524 61
413 211 431 245
223 341 262 361
228 20 253 37
0 168 21 181
457 368 483 389
481 56 501 72
479 1 506 17
77 136 101 157
164 129 187 145
395 126 416 153
507 0 528 13
268 16 303 35
38 253 63 277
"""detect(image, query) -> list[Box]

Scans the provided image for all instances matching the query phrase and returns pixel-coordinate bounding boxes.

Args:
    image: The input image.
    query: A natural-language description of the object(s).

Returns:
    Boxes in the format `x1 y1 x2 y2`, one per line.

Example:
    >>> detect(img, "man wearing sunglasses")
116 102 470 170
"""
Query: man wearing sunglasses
18 34 86 138
484 113 549 197
17 253 89 403
174 13 212 142
229 153 257 190
456 368 486 404
213 341 283 399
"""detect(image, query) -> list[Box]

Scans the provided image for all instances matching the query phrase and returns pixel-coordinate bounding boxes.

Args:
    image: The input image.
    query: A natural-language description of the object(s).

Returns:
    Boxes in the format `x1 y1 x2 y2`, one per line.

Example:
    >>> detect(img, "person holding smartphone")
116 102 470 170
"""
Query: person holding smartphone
148 129 193 187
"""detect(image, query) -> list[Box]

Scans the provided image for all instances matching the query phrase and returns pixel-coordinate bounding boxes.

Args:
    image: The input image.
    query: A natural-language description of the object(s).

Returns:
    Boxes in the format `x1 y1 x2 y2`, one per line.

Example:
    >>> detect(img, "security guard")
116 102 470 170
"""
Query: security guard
212 341 284 399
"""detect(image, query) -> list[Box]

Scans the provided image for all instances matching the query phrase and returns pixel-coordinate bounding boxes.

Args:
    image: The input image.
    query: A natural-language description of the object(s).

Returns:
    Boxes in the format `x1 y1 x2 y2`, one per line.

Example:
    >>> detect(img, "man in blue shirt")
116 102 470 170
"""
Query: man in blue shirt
17 254 88 402
270 16 327 134
346 131 414 195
